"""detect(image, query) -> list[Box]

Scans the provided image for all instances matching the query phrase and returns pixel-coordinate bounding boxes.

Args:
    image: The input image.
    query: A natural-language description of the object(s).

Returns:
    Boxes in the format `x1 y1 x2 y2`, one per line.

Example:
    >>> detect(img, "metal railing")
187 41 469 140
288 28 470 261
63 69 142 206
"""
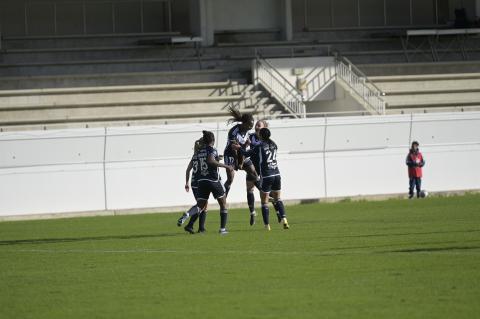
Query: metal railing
253 48 385 117
302 64 336 101
334 54 386 115
254 54 305 118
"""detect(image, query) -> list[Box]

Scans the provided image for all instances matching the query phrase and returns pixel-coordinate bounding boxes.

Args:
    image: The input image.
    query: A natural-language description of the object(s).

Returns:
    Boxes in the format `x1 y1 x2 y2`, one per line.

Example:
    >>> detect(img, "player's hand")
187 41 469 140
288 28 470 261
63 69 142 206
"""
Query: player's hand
225 165 234 172
185 184 190 192
231 143 241 150
218 155 224 160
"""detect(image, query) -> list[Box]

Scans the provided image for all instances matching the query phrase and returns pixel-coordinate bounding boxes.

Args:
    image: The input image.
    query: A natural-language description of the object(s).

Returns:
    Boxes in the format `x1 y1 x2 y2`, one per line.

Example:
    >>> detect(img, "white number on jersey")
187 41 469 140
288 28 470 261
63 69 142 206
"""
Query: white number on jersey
192 161 199 173
200 157 209 176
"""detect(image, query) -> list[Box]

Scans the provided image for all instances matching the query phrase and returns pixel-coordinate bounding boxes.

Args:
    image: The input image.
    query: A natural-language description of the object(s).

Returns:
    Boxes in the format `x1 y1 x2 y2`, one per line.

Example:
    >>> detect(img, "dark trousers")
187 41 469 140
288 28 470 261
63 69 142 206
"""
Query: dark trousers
409 177 422 197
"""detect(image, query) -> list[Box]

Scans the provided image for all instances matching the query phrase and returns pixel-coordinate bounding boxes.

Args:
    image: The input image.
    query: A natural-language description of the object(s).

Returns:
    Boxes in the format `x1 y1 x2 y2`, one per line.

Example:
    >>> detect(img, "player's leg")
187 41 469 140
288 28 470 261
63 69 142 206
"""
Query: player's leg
246 171 258 226
259 177 274 230
177 204 201 226
183 182 209 234
213 181 229 234
184 199 207 234
270 176 289 229
223 155 236 197
268 196 282 223
259 191 271 231
198 202 208 233
178 186 201 227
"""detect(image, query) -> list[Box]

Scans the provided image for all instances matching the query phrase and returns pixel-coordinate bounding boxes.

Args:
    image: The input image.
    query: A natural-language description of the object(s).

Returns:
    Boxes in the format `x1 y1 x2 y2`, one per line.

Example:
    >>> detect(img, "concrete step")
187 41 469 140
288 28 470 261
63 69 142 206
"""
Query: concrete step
370 72 480 81
0 46 197 64
360 61 480 76
0 112 280 132
375 78 480 93
0 81 242 107
386 105 480 114
0 57 210 77
0 110 249 132
2 32 182 49
385 92 480 108
0 94 253 112
0 69 236 90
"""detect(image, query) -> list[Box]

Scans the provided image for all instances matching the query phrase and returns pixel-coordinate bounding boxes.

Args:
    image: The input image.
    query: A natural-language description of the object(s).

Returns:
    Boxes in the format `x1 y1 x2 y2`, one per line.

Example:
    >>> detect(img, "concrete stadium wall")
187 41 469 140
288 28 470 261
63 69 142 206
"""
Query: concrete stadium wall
0 0 189 36
211 0 281 32
0 112 479 218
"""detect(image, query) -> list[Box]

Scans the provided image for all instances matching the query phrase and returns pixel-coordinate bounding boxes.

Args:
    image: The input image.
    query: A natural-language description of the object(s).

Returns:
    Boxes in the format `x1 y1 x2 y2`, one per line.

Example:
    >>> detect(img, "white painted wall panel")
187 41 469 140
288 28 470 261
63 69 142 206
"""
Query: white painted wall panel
0 164 105 216
325 148 408 197
0 112 479 217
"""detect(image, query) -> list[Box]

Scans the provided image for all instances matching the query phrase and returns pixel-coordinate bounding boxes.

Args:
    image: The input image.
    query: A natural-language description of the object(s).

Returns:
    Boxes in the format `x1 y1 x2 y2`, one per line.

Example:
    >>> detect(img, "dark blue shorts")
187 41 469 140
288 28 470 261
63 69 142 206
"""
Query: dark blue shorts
260 175 281 193
197 180 226 200
192 186 199 200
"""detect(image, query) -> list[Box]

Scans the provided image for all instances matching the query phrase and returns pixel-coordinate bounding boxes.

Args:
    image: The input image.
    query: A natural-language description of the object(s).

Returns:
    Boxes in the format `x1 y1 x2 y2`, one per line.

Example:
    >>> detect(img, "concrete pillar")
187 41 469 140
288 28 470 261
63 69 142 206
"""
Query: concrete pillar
189 0 214 46
282 0 293 41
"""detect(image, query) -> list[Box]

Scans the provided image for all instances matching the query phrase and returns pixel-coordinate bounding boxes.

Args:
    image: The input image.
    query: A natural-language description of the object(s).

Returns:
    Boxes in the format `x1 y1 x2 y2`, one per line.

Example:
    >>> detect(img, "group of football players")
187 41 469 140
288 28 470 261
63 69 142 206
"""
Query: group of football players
177 107 289 235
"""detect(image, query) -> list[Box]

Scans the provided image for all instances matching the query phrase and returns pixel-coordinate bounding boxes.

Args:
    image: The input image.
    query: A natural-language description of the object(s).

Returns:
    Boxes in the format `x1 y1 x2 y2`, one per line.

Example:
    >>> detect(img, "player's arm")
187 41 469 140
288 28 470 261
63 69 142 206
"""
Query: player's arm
233 143 257 157
207 154 233 171
185 159 193 192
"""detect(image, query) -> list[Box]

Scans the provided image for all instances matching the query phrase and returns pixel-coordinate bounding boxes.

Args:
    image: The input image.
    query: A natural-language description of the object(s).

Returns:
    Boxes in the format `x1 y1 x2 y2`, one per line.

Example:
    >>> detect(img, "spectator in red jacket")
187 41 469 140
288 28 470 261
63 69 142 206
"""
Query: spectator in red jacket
406 141 425 199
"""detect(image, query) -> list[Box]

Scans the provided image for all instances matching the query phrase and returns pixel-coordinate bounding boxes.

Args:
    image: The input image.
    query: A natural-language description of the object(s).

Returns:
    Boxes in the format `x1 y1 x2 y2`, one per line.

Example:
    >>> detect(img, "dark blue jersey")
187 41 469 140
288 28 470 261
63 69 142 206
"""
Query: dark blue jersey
197 145 221 182
249 133 262 147
225 124 251 153
243 141 280 178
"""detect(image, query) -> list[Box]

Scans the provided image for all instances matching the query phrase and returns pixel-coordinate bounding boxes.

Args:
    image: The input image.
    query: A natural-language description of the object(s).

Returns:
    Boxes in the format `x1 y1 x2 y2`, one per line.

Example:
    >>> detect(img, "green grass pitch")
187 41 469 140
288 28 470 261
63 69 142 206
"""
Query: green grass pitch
1 194 479 319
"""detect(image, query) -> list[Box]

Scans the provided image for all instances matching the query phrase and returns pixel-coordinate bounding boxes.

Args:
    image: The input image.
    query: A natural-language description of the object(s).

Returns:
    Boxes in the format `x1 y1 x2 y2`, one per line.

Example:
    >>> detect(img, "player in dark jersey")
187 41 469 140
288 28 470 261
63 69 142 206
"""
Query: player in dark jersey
181 130 233 235
244 119 278 225
177 138 208 233
223 107 257 197
235 128 289 230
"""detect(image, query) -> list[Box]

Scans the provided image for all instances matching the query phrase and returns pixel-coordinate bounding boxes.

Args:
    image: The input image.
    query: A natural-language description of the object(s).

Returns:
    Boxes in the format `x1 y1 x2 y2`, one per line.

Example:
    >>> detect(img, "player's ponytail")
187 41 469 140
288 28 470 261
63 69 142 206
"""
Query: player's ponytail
194 137 204 153
227 106 253 126
259 127 277 148
202 130 215 145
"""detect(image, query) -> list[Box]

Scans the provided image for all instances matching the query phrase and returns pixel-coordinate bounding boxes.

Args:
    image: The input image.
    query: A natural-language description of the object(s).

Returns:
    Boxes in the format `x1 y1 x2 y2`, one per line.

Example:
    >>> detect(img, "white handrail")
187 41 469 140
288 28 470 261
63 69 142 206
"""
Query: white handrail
253 50 386 117
335 58 386 115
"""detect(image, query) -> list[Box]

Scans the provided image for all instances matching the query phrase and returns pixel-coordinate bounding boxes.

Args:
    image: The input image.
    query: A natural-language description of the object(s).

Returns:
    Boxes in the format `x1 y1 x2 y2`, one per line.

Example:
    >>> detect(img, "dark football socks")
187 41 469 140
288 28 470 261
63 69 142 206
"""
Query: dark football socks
261 204 270 225
276 200 286 219
186 213 199 229
247 191 255 213
198 210 207 231
220 209 228 229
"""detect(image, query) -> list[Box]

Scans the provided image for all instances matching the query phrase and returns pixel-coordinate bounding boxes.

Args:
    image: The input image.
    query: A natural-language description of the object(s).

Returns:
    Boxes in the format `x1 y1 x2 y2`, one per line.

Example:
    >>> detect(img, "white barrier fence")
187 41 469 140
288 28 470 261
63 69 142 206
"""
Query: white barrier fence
1 112 480 218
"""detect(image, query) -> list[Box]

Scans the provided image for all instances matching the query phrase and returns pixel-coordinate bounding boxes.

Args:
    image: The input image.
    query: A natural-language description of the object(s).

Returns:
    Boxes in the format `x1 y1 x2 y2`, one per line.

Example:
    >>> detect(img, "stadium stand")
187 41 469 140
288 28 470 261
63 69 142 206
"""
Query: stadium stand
0 80 281 131
1 22 480 130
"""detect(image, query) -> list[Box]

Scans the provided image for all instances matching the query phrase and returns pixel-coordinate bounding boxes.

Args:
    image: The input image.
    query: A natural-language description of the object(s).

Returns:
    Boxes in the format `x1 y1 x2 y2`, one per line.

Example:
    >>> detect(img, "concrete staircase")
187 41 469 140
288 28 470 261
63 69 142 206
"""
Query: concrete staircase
0 81 283 131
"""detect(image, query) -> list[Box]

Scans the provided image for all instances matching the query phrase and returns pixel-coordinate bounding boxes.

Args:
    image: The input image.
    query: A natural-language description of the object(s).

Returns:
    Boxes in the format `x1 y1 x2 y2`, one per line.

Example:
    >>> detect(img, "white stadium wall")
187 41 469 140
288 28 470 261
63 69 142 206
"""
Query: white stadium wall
0 112 479 219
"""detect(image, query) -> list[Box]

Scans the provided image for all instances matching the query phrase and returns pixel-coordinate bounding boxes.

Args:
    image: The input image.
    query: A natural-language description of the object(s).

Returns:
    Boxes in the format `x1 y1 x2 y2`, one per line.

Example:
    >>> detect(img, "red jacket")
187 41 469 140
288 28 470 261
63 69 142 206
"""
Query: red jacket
406 151 425 178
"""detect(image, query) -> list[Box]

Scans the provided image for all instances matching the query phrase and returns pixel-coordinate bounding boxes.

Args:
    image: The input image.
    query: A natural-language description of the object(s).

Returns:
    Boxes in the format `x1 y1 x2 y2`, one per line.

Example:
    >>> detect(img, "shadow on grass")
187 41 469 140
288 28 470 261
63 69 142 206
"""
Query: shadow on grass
387 245 480 253
0 232 181 246
291 225 480 239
